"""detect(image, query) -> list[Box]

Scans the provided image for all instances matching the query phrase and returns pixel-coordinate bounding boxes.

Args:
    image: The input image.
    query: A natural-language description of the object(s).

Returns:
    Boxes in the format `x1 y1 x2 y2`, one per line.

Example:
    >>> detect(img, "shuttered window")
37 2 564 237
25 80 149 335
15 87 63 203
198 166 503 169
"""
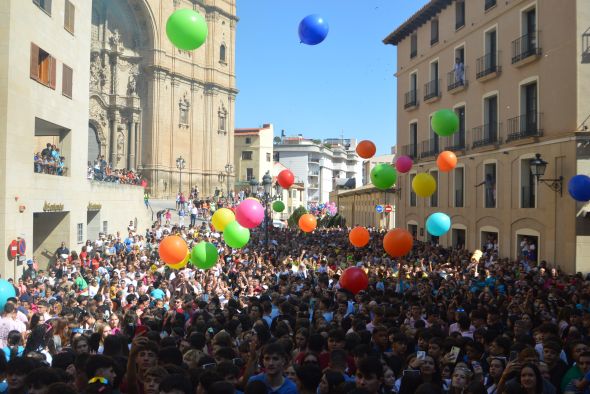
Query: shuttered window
30 43 57 89
64 0 75 34
33 0 52 15
62 64 73 98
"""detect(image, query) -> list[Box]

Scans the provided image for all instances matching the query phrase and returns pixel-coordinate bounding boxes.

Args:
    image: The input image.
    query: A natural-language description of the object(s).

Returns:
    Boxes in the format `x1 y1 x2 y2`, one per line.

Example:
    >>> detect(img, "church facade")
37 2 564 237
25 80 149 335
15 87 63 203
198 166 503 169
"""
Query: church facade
88 0 237 198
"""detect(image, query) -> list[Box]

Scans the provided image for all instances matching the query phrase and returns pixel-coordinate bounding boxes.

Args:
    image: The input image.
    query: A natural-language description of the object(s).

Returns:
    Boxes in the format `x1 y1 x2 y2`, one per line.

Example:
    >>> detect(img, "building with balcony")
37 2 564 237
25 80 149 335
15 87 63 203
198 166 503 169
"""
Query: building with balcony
234 124 274 192
385 0 590 272
274 136 363 203
0 0 151 277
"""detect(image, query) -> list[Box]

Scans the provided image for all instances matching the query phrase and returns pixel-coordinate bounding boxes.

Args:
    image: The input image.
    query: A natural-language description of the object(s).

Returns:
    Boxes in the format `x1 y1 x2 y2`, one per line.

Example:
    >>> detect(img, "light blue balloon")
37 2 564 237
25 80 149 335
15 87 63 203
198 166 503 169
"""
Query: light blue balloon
426 212 451 236
0 279 16 312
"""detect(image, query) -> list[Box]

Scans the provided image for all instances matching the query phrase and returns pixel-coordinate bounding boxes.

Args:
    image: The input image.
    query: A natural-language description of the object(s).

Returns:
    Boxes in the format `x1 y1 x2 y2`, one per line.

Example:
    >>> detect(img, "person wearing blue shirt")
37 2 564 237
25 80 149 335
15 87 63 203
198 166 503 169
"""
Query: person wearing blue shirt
247 343 297 394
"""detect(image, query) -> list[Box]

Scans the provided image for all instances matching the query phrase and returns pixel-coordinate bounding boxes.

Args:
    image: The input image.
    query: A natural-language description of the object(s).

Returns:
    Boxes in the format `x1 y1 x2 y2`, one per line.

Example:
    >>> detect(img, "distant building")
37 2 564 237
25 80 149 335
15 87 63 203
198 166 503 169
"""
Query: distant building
330 184 396 229
272 162 306 221
362 153 396 186
274 136 363 203
234 124 274 191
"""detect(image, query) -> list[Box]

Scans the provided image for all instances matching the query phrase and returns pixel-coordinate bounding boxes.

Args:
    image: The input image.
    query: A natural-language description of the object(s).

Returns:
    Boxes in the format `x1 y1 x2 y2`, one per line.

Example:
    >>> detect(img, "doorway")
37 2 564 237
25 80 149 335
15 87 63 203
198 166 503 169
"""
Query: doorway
33 211 70 268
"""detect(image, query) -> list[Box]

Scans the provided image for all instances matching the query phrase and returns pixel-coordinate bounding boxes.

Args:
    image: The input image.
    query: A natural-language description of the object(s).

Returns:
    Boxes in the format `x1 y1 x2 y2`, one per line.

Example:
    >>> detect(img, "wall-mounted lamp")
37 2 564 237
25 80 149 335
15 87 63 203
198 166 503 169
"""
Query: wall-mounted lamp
530 153 563 196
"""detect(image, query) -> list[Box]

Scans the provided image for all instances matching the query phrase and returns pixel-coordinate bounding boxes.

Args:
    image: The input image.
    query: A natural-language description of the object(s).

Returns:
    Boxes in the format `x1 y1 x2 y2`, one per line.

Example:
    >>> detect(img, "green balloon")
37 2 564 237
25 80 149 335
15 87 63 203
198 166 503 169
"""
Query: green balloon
223 221 250 249
272 200 285 213
371 164 397 190
166 9 208 51
190 242 218 270
431 109 459 137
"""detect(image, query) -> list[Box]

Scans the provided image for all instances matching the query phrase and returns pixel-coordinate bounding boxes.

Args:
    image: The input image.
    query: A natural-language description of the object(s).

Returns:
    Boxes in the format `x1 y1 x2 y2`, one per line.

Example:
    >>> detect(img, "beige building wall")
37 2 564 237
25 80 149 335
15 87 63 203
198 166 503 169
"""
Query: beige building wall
385 0 590 272
234 124 274 187
331 186 396 230
0 0 150 278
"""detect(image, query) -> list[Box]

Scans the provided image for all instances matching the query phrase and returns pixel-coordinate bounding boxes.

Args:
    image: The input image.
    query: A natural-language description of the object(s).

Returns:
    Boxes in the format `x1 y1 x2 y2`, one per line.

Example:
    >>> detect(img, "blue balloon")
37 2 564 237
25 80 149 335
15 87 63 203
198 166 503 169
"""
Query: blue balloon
0 279 16 312
426 212 451 237
298 14 329 45
568 175 590 201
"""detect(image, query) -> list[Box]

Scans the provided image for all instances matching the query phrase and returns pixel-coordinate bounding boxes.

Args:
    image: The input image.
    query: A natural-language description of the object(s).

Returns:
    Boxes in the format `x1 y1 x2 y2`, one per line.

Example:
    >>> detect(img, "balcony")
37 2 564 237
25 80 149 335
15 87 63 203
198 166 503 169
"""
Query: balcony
512 32 541 66
420 138 440 159
308 171 319 177
485 0 496 11
447 66 467 93
506 112 543 142
308 157 320 164
308 184 319 189
424 79 441 103
444 132 466 151
400 143 418 159
471 122 502 149
476 52 501 81
404 90 418 109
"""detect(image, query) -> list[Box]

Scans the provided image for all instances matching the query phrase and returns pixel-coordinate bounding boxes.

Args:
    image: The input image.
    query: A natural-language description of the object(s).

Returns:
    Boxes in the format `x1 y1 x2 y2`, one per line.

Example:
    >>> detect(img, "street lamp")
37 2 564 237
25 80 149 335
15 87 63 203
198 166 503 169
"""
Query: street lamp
250 171 281 249
176 156 185 194
224 163 233 199
530 153 563 195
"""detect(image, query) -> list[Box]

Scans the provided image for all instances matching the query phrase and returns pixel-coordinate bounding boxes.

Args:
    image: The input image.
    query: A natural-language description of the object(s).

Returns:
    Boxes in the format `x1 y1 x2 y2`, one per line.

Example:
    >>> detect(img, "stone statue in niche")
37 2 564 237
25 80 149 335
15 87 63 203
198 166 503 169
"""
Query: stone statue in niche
127 72 137 96
109 29 121 50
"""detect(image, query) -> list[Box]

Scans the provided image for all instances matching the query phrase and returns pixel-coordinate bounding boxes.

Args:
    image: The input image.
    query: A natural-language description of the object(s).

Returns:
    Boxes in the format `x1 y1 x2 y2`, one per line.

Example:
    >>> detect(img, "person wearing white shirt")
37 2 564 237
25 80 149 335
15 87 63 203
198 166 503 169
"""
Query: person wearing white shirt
0 303 25 348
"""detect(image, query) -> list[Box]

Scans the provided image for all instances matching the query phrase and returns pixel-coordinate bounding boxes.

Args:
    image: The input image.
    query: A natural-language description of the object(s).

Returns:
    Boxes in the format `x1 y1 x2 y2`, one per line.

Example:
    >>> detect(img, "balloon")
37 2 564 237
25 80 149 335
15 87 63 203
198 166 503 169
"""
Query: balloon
426 212 452 236
0 279 16 312
277 169 295 189
383 228 413 257
298 214 317 233
235 199 265 229
370 164 397 190
166 9 208 51
245 197 260 202
568 175 590 201
167 252 190 270
158 235 188 264
349 227 370 248
298 14 329 45
190 242 219 270
436 151 458 172
211 208 235 232
395 155 413 173
272 200 286 212
356 140 376 159
339 267 368 295
412 173 437 198
431 109 459 137
223 221 250 249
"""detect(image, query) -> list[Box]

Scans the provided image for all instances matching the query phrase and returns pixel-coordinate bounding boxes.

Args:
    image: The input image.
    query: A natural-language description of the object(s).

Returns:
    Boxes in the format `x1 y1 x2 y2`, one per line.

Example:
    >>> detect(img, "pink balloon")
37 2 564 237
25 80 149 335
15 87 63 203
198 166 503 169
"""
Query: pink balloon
395 155 413 173
235 199 265 229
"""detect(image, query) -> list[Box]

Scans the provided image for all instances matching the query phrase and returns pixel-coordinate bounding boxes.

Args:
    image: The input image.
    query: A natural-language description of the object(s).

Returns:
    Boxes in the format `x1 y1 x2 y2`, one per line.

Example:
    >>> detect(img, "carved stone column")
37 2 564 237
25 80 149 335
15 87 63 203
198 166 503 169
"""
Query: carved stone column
109 114 117 166
128 120 136 170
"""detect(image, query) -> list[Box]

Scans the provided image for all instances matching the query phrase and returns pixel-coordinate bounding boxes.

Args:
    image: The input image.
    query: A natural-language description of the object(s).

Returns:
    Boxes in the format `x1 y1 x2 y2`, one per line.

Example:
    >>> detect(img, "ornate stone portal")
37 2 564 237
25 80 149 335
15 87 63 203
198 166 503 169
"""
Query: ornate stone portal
88 0 237 198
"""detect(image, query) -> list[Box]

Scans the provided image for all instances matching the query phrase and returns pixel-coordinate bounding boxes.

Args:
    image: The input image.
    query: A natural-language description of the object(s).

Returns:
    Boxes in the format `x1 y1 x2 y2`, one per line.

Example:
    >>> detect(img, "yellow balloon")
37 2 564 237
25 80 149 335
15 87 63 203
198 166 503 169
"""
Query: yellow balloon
412 173 437 198
211 208 236 232
167 252 190 270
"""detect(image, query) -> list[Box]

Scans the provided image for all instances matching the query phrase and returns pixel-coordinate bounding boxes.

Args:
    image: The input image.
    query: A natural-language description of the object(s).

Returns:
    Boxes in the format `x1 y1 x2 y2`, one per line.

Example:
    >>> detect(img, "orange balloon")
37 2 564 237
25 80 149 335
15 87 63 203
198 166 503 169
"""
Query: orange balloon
356 140 377 159
158 235 189 264
383 228 413 257
349 226 370 247
298 214 317 233
436 150 458 172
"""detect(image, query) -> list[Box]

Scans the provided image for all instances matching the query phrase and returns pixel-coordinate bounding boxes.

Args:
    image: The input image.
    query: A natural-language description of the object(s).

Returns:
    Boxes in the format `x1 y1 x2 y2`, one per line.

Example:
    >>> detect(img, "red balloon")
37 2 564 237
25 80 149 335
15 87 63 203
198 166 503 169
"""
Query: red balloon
339 267 368 294
298 214 317 233
383 228 413 257
356 140 377 159
158 235 189 264
277 169 295 189
349 227 370 247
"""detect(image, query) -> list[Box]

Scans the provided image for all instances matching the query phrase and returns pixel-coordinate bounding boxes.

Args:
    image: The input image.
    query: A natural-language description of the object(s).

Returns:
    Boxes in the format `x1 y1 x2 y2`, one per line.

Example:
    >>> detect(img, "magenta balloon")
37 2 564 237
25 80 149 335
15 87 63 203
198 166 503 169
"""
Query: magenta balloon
395 156 413 173
235 199 265 229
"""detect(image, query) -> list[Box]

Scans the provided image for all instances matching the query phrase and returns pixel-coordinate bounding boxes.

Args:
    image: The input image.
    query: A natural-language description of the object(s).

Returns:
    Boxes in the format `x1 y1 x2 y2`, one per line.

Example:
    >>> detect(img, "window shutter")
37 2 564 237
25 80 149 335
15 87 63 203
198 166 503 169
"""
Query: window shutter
30 43 39 80
49 56 56 89
65 0 75 33
62 64 73 98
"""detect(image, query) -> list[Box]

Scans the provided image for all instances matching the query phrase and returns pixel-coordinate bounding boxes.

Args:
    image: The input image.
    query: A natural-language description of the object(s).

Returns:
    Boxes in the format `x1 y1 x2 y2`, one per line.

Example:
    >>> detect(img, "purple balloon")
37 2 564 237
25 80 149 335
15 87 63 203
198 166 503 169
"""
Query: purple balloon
395 155 413 173
235 199 265 229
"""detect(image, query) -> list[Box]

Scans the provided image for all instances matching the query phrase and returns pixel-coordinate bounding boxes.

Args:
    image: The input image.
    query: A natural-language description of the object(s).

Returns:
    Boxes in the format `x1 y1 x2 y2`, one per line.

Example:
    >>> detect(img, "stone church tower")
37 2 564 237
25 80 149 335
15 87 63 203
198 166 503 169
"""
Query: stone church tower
88 0 237 198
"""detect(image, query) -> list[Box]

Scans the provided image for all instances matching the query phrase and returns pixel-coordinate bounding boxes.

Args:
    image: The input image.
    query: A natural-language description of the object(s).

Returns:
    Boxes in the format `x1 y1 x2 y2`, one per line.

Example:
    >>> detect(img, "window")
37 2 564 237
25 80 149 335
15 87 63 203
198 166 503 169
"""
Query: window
245 137 251 144
103 221 108 234
456 0 465 30
33 0 52 15
483 163 497 208
409 174 417 207
430 171 438 207
410 33 417 59
521 159 536 208
409 122 418 158
77 223 83 243
179 105 189 125
485 0 497 11
218 112 226 133
241 151 253 160
30 43 56 89
408 224 418 238
292 190 297 198
219 44 226 62
64 0 75 34
450 106 465 148
455 167 464 207
62 64 73 98
431 19 439 45
266 152 271 162
246 168 254 180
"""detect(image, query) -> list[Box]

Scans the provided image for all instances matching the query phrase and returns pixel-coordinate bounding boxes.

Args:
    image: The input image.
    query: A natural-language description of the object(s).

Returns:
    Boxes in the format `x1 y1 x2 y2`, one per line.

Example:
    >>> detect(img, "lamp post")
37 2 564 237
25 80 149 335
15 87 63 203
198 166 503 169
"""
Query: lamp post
250 171 281 249
175 156 185 194
530 153 563 195
224 163 233 200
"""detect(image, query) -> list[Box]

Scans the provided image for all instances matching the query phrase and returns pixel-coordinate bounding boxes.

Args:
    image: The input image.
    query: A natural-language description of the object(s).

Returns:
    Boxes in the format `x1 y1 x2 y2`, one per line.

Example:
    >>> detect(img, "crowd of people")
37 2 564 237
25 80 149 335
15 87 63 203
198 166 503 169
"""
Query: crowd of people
34 143 66 176
0 193 587 394
87 156 143 185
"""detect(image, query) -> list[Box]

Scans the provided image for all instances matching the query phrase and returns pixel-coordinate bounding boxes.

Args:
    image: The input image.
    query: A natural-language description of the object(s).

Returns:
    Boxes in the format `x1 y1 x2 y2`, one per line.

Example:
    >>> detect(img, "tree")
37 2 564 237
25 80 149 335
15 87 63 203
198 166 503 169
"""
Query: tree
288 206 308 227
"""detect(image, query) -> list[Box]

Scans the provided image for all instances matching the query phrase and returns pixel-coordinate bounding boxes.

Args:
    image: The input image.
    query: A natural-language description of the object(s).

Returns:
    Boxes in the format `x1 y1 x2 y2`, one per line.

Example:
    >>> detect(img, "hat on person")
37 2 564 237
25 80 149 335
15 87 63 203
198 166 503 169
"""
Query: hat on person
26 259 33 266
